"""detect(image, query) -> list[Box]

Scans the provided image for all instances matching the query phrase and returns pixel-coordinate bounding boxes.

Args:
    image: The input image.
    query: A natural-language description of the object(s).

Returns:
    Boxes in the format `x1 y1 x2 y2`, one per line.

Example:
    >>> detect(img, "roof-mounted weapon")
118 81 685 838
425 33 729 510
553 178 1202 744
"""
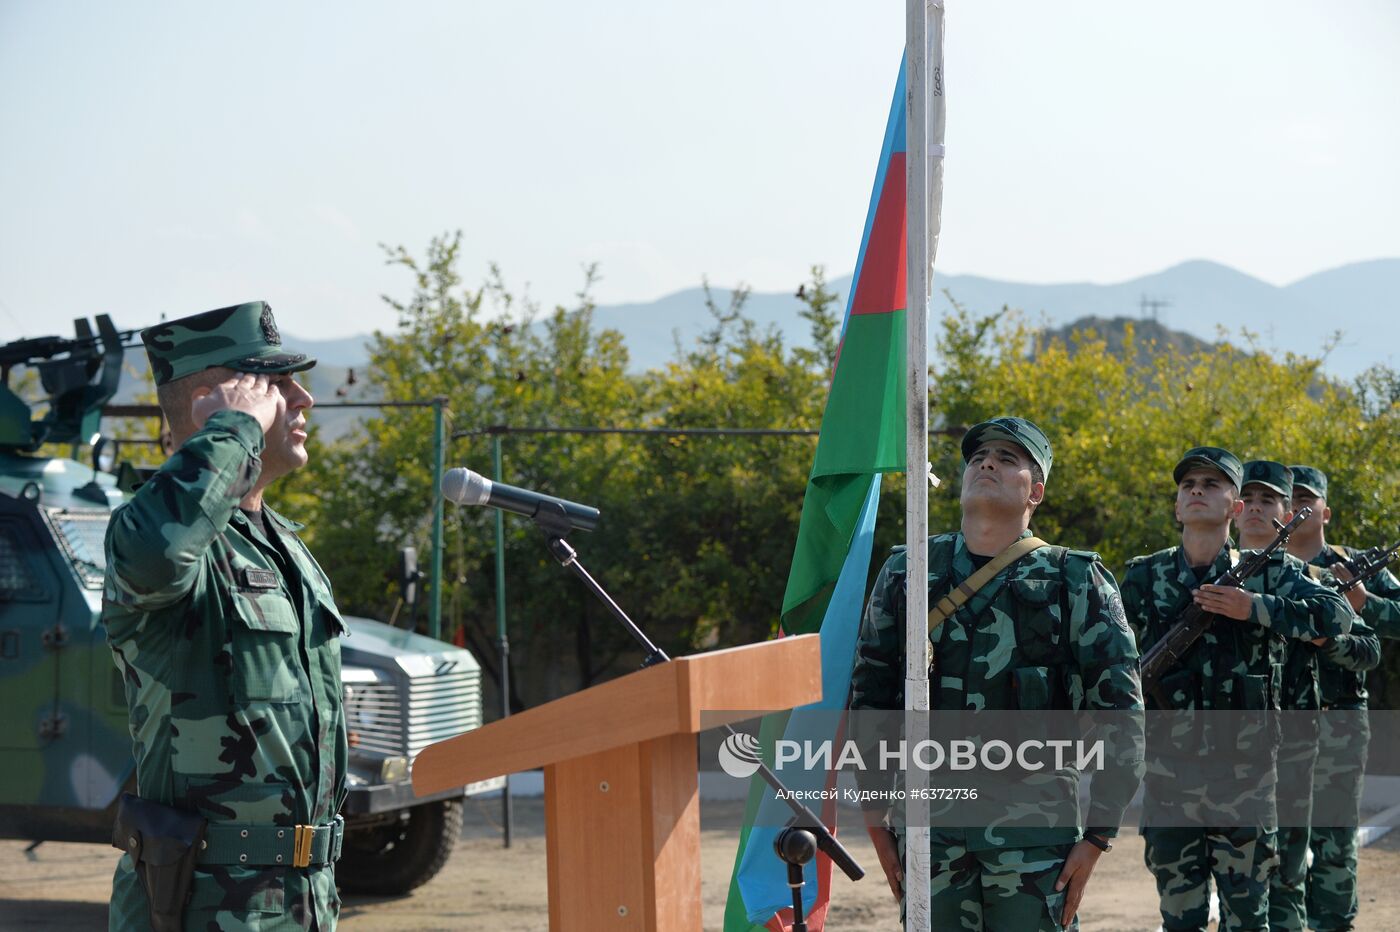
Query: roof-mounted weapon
0 315 141 452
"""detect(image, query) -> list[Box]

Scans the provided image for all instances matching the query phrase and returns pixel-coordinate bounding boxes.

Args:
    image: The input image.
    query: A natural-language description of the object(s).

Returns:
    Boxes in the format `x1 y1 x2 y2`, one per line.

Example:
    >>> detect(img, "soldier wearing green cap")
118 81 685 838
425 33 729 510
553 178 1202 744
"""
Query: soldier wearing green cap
850 416 1144 930
1289 466 1400 640
1121 448 1351 932
1286 466 1395 932
103 302 348 930
1235 461 1333 931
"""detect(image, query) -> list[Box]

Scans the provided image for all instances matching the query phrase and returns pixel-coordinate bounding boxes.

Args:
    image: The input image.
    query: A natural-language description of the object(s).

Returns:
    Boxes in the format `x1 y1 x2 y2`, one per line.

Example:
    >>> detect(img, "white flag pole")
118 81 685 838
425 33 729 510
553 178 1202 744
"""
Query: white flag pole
904 2 945 931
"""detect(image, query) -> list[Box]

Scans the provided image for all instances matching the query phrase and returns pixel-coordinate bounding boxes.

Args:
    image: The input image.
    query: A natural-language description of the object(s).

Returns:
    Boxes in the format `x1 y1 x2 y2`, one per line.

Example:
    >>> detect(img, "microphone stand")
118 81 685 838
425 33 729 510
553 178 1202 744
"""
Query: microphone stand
531 503 865 898
775 826 818 932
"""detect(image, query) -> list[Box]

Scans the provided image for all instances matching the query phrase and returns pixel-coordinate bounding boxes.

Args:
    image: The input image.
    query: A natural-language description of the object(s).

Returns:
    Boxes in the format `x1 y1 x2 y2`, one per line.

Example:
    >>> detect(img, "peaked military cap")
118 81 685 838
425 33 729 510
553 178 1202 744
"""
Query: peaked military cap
1240 460 1293 497
142 301 315 386
1173 446 1244 490
961 416 1053 481
1290 465 1328 499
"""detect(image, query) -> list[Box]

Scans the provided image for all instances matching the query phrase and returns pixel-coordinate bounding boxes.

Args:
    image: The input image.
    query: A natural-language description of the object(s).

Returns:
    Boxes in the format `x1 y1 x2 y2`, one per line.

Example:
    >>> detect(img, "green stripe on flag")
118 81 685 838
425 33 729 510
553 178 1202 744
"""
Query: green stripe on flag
781 309 906 636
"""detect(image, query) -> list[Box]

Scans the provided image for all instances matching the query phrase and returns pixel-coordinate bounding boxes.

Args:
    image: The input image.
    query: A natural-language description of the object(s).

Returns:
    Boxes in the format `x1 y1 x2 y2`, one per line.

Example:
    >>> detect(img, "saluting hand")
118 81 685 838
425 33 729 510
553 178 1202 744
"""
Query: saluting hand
191 373 282 436
1192 583 1255 620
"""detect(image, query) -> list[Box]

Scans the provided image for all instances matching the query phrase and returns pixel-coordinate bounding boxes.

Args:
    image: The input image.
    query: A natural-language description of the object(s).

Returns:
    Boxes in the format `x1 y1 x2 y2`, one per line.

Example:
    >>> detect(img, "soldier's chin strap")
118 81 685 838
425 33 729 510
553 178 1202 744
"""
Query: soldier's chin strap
926 536 1049 671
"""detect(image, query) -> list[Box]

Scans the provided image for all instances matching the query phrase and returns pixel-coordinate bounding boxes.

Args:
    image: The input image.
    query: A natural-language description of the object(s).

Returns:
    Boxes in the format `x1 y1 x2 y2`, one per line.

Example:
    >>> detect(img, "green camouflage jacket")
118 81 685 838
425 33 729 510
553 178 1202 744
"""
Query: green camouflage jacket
1306 545 1391 708
1121 543 1352 712
102 409 348 930
1277 551 1342 712
850 530 1144 849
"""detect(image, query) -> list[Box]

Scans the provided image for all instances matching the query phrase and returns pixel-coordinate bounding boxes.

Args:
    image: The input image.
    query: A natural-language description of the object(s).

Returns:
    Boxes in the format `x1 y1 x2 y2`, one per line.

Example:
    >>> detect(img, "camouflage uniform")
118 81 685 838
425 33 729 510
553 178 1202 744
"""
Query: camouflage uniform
1233 460 1322 932
1123 531 1352 931
851 529 1145 930
1270 551 1329 932
103 303 346 931
1302 543 1393 932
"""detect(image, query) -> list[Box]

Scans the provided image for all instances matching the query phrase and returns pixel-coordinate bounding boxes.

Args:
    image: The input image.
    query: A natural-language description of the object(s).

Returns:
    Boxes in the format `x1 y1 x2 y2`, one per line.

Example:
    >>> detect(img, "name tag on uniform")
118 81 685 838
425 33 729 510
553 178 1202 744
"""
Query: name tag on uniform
241 568 280 589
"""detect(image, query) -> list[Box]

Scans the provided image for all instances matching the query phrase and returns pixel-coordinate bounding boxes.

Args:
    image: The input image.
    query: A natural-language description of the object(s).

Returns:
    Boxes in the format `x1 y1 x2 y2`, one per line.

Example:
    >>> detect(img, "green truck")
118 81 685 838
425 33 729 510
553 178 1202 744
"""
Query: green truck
0 316 498 894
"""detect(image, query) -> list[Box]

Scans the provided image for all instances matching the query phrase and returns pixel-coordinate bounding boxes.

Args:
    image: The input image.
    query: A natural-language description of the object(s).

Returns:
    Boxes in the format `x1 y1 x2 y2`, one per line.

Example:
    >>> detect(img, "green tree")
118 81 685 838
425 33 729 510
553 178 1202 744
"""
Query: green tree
282 238 1400 710
922 303 1400 704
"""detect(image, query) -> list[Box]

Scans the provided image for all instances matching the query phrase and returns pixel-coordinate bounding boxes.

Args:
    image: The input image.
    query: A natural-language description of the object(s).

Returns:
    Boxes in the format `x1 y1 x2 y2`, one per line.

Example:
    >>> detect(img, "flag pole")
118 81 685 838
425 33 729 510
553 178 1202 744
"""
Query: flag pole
904 2 945 931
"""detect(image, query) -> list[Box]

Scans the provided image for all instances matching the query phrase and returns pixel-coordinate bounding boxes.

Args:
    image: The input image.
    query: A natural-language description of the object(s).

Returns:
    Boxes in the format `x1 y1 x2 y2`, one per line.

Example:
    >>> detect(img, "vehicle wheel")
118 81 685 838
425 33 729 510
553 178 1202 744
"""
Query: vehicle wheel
336 799 463 895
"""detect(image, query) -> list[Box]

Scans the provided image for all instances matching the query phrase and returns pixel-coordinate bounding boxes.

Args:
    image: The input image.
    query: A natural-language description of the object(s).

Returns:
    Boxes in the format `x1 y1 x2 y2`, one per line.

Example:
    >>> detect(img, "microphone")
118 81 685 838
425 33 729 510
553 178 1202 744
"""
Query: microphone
441 467 600 533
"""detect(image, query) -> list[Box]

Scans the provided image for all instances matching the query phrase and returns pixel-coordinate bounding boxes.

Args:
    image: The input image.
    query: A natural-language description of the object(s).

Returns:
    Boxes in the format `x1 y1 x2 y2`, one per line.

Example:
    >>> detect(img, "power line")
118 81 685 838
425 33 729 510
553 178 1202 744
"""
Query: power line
452 424 968 441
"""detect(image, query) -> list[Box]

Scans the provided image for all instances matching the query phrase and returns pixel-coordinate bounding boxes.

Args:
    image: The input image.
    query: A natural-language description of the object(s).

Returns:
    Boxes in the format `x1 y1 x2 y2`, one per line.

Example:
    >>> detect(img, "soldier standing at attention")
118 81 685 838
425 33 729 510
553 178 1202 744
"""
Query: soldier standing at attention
850 416 1145 930
1287 466 1392 932
1122 448 1351 932
1232 461 1332 931
103 302 348 931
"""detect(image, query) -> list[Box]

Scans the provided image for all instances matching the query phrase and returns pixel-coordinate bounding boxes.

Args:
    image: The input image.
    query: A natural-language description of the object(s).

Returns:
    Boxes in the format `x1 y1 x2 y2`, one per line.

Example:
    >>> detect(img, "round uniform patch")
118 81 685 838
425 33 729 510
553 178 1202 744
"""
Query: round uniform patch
1106 591 1132 634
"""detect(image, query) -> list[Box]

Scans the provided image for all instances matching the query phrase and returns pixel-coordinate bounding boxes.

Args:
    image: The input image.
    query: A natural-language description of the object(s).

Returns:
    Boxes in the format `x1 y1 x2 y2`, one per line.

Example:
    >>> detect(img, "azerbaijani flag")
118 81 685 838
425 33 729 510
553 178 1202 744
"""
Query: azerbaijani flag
722 58 910 932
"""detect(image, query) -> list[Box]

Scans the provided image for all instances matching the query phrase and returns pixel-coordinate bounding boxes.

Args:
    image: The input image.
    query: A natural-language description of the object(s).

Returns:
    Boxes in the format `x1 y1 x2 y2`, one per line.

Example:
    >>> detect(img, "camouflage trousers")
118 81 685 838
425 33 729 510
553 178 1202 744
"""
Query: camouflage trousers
909 832 1075 931
1142 826 1277 931
1268 723 1320 931
1306 710 1369 931
110 852 339 931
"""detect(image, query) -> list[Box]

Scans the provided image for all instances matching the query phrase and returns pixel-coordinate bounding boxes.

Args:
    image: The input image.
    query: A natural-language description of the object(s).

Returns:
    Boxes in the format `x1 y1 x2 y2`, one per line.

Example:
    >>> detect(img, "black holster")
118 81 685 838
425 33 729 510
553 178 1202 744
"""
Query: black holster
111 793 207 932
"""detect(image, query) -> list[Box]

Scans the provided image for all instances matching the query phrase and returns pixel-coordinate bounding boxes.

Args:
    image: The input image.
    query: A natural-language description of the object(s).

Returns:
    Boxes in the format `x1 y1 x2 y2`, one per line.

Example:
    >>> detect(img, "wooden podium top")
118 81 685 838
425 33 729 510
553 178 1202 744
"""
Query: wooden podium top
412 634 821 795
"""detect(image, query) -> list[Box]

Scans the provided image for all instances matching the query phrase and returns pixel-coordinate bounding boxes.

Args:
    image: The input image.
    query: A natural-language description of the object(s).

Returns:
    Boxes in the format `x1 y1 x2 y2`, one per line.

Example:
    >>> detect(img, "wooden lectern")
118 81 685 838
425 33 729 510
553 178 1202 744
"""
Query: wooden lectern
412 635 822 930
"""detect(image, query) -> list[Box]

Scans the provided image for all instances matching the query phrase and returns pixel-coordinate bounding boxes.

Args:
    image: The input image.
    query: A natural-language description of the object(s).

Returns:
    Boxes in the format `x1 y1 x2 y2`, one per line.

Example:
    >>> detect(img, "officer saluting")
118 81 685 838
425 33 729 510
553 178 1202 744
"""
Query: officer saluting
103 302 348 930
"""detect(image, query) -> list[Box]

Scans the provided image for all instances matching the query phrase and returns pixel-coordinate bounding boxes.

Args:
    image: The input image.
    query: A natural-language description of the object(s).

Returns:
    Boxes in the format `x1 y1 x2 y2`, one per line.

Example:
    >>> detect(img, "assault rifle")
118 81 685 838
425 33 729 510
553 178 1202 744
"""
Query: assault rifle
1333 539 1400 594
1139 507 1312 708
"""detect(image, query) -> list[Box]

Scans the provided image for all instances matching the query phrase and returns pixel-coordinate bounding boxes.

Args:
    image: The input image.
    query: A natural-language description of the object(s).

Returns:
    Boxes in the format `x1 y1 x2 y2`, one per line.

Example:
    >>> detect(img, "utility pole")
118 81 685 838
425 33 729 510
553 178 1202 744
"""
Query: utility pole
1139 293 1171 322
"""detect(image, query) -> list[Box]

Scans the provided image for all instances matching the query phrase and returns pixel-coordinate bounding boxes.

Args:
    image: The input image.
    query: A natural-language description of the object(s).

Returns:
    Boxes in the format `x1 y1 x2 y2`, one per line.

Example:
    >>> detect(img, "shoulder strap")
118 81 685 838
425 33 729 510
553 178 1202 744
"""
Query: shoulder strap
1303 544 1348 580
927 536 1048 635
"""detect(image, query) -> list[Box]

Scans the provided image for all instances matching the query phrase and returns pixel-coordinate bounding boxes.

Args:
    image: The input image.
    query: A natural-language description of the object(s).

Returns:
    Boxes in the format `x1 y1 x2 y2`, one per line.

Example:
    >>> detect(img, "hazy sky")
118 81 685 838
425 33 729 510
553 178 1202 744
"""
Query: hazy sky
1 0 1397 340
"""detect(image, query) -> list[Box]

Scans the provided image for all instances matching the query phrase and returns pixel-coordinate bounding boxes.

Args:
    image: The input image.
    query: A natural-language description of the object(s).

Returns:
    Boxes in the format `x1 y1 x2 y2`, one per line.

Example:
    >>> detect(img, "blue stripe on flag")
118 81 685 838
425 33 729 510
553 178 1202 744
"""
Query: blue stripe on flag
735 476 882 922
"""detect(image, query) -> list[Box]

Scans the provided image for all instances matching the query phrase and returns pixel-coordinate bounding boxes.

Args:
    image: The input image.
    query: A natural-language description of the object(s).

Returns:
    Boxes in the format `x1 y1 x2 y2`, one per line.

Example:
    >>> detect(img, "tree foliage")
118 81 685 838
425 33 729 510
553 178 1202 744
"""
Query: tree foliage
923 304 1400 705
278 236 1400 710
280 233 830 711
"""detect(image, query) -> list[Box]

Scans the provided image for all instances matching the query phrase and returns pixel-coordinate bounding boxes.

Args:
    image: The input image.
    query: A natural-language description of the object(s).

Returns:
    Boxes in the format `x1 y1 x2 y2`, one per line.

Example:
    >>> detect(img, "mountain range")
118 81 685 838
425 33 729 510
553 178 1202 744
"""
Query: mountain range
287 257 1398 382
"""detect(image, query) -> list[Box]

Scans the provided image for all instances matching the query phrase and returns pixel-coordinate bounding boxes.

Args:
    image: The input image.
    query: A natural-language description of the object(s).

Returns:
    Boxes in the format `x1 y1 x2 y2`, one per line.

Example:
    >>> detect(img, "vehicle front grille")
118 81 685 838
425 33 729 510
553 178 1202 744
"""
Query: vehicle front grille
346 667 482 759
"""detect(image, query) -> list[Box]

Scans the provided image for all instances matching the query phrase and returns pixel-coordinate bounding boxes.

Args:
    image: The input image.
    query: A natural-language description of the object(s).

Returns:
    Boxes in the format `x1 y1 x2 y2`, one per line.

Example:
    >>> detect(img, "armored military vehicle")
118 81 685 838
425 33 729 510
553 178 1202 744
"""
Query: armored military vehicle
0 316 497 894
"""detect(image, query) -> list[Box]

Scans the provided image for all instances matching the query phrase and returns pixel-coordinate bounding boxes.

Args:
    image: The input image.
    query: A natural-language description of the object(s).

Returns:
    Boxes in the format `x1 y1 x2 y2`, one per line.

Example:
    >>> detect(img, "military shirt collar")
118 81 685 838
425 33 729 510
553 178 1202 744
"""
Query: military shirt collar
1174 540 1235 588
951 528 1034 581
230 505 306 536
1304 542 1348 568
263 505 305 533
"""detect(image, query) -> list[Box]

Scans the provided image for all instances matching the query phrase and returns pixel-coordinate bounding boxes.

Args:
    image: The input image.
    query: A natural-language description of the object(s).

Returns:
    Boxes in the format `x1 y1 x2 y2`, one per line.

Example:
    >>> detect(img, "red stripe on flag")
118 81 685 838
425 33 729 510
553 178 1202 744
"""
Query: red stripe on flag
849 152 907 316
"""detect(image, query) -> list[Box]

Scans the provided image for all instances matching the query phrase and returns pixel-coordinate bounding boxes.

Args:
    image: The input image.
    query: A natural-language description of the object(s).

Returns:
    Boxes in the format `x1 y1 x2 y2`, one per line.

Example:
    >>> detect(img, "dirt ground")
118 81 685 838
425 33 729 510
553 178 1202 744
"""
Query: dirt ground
4 797 1400 931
